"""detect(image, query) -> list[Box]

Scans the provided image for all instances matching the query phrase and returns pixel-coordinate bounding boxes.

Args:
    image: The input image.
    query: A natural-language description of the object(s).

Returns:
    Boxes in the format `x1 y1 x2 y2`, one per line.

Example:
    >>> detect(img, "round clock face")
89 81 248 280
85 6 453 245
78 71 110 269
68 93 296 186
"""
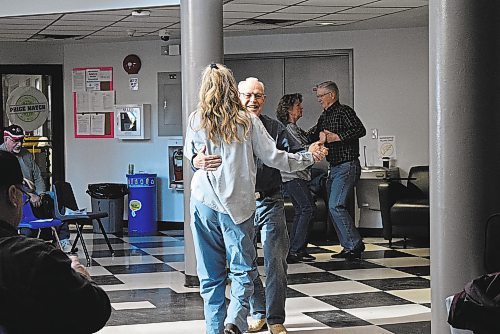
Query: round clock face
123 54 142 74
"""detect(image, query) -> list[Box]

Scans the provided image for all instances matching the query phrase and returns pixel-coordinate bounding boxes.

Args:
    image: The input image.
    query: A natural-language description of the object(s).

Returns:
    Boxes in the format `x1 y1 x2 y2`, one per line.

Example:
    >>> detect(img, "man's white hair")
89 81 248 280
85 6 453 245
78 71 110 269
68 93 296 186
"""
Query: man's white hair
238 77 265 93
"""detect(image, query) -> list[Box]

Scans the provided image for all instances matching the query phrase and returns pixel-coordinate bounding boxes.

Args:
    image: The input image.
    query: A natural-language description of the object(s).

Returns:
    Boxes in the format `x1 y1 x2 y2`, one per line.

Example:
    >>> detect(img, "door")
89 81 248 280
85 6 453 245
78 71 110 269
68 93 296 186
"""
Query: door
226 50 353 130
0 65 65 189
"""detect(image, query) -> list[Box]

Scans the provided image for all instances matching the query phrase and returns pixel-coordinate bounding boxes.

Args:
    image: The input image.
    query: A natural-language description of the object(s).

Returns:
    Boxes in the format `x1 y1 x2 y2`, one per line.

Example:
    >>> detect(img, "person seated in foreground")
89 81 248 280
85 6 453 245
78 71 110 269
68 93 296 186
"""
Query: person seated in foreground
0 150 111 334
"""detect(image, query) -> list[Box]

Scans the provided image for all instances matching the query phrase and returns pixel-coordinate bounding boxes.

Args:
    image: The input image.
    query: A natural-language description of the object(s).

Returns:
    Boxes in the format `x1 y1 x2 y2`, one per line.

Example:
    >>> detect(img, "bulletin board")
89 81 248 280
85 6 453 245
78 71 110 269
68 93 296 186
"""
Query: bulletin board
72 67 115 138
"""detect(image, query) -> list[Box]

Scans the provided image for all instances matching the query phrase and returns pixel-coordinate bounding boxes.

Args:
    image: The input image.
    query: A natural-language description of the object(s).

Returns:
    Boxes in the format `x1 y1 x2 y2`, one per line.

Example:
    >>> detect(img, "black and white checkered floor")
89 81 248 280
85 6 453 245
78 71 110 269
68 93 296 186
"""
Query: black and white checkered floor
72 229 430 334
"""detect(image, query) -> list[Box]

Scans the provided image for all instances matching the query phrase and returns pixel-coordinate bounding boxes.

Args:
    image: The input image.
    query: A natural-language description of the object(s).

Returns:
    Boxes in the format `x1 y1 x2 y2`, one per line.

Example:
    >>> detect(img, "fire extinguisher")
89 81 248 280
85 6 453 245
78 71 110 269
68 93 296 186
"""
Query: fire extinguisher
173 148 183 182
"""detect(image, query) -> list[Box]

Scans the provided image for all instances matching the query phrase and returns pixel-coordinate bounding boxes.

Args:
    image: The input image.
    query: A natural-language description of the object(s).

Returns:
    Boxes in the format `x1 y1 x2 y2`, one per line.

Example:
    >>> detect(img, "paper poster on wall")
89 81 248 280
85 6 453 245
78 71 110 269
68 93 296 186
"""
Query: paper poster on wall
129 78 139 91
72 70 85 92
76 114 91 135
73 66 113 138
378 135 397 158
90 114 105 135
76 91 115 113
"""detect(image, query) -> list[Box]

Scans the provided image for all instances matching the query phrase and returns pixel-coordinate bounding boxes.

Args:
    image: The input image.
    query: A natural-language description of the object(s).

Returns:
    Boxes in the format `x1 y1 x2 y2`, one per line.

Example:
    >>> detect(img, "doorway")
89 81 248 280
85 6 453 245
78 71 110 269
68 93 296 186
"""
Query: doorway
225 49 353 131
0 65 65 189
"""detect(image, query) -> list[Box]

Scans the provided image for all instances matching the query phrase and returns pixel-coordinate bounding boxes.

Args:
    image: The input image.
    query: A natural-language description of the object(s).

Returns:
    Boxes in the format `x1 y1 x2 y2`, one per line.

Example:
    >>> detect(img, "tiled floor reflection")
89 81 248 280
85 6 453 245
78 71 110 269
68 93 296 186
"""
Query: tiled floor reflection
69 230 430 333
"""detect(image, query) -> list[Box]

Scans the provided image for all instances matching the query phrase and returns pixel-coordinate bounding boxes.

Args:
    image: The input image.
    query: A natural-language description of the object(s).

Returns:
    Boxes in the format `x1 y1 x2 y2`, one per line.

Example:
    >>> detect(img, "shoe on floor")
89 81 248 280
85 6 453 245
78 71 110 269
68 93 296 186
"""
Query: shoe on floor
268 324 288 334
331 243 365 260
224 323 241 334
331 248 349 259
247 318 267 332
297 252 316 261
60 238 74 253
288 252 315 263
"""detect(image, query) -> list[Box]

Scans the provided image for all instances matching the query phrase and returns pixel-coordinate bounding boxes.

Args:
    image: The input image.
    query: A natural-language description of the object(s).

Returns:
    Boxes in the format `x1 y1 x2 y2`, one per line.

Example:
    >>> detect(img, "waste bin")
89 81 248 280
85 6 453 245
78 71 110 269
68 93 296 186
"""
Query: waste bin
127 173 157 235
87 183 128 234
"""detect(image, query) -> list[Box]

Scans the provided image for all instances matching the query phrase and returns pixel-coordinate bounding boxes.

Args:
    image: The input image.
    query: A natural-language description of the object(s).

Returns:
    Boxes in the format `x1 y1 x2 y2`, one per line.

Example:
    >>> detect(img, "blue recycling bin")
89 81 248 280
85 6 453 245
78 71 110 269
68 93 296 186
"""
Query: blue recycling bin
127 173 157 235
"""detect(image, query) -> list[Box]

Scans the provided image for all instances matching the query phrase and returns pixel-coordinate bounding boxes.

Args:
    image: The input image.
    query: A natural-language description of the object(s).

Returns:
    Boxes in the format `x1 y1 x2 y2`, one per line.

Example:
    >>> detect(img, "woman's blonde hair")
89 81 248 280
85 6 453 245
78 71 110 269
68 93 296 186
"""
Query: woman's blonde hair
197 63 251 145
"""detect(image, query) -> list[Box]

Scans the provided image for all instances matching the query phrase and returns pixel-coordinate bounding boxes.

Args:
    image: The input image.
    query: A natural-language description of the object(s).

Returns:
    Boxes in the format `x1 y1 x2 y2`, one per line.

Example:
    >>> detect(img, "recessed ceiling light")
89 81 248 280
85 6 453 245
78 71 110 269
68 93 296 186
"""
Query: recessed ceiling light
131 10 151 17
317 22 336 26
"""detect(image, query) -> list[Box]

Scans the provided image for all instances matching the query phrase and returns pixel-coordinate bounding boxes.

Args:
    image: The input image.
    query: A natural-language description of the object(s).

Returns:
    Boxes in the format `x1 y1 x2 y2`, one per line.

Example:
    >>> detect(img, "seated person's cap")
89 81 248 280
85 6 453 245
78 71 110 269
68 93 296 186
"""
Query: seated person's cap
0 151 30 193
3 124 24 140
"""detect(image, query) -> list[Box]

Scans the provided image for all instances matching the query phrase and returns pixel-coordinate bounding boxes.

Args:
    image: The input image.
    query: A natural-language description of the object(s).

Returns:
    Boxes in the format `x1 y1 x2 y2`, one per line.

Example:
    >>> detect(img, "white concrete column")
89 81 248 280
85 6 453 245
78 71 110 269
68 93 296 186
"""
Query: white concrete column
180 0 223 286
430 1 500 332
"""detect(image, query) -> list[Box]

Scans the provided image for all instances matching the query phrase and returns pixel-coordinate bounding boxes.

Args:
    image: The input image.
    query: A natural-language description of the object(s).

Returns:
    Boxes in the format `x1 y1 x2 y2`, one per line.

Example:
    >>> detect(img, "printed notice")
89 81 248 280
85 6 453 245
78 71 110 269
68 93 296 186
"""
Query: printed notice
378 135 397 158
76 114 91 135
90 114 105 135
72 70 85 92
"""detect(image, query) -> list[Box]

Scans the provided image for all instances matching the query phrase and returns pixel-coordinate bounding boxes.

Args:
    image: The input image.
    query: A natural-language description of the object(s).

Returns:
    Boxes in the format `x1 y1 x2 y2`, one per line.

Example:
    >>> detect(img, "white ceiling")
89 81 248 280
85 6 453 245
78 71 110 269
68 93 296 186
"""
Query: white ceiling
0 0 428 43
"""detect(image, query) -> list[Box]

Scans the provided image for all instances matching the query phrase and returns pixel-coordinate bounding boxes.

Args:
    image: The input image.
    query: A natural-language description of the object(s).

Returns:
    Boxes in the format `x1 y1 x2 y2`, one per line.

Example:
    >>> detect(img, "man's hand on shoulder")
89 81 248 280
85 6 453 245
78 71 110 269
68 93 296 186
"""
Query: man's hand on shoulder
321 129 340 143
193 145 222 171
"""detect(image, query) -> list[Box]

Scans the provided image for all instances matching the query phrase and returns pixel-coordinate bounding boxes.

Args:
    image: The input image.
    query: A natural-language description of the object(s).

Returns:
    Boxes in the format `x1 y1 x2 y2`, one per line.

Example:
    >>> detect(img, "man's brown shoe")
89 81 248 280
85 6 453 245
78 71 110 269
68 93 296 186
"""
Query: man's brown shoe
269 324 288 334
247 318 267 332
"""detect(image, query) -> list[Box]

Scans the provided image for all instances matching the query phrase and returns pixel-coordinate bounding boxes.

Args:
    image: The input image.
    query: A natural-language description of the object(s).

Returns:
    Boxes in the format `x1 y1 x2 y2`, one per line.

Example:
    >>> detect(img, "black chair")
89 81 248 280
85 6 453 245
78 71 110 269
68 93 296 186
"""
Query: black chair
52 181 114 266
378 165 429 247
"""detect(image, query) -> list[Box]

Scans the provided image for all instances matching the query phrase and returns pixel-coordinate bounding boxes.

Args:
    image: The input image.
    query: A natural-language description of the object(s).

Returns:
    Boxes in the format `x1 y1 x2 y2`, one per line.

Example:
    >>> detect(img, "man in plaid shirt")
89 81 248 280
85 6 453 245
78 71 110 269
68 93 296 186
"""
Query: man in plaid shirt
309 81 367 260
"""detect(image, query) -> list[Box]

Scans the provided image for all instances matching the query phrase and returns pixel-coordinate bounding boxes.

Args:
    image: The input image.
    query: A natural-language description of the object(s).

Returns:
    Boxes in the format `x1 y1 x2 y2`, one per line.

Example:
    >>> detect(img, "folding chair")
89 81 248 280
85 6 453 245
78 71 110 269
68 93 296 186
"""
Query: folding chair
52 181 114 266
18 195 63 250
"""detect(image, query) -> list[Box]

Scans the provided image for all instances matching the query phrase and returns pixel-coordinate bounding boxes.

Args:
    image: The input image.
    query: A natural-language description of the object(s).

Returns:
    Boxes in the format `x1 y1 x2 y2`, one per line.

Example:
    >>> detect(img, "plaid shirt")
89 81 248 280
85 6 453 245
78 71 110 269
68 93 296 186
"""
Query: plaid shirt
309 100 366 165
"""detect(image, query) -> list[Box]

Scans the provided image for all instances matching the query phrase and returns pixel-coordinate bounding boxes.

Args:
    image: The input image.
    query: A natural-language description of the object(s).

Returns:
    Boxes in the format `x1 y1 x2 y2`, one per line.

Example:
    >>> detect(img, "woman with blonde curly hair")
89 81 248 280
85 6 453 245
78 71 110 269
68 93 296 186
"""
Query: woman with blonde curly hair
184 63 326 334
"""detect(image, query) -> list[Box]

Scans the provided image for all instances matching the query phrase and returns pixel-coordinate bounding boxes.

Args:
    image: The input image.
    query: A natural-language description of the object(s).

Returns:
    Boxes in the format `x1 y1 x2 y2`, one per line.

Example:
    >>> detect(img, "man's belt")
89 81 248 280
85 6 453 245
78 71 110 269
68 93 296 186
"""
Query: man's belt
255 187 281 200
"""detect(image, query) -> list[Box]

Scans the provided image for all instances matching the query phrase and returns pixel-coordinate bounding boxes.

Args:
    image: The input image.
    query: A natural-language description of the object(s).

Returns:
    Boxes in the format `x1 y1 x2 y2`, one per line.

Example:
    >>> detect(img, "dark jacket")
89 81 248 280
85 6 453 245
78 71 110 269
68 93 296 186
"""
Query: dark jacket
448 272 500 334
0 220 111 333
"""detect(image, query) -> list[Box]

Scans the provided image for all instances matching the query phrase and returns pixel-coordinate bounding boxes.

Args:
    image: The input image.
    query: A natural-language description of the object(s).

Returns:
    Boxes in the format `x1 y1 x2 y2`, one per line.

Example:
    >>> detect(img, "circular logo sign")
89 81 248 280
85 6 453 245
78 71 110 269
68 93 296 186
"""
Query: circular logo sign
6 86 49 131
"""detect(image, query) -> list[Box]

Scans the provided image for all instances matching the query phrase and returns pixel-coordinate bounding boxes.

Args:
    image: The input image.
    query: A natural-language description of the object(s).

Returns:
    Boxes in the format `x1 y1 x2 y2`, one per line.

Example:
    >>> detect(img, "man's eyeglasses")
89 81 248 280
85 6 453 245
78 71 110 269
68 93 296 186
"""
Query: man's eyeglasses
240 92 265 100
6 136 23 143
316 92 332 99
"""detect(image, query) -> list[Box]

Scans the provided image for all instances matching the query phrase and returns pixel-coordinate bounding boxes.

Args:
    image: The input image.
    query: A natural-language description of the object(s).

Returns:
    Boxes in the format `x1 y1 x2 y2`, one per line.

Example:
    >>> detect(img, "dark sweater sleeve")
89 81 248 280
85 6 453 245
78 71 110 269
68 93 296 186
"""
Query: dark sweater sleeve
33 247 112 333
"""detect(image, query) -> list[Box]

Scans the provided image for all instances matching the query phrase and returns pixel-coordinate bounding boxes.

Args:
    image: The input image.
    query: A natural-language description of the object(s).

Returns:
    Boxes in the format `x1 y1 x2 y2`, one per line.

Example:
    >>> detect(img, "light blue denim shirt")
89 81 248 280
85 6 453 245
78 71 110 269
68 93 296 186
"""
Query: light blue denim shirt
184 110 314 224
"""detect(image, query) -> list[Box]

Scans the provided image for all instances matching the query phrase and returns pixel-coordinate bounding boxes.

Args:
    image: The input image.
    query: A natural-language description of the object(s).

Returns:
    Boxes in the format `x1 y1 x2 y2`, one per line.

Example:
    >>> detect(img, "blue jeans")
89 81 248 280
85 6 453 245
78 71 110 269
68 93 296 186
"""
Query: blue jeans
250 191 289 325
283 178 316 254
327 159 363 251
190 199 257 334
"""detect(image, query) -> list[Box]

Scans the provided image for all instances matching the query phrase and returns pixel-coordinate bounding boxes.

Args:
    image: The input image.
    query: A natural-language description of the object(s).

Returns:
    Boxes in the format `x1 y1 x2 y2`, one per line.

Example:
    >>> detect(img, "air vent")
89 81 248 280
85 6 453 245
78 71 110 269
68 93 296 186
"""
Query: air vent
240 18 300 27
33 34 80 40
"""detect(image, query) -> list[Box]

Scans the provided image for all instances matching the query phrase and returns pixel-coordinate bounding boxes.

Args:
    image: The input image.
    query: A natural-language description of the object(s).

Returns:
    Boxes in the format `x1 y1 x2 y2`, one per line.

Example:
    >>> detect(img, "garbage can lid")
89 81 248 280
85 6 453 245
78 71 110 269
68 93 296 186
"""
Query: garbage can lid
87 183 128 199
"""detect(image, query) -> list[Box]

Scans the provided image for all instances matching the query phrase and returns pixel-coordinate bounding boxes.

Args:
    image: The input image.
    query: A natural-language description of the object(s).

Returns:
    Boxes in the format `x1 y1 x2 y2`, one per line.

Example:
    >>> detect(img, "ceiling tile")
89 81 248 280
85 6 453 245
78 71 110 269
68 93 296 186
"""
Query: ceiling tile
224 18 246 25
229 23 280 30
54 20 108 27
91 9 134 16
224 3 285 12
150 8 180 17
0 24 41 30
257 12 323 20
44 25 100 32
0 18 55 25
112 21 168 28
101 27 157 33
123 16 178 23
226 0 302 4
368 0 428 7
278 5 350 14
317 13 382 20
61 13 127 21
301 0 373 6
340 7 410 14
290 20 357 27
224 11 261 19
